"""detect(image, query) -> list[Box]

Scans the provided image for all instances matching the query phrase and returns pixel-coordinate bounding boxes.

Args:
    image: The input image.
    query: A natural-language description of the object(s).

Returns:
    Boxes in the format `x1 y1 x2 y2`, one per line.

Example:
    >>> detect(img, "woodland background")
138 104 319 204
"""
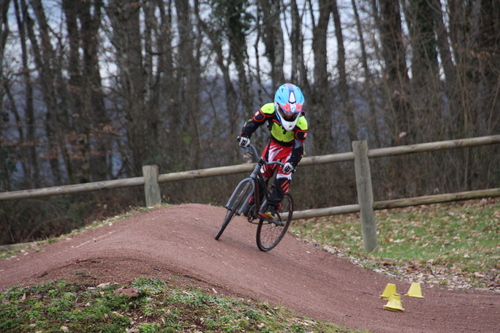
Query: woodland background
0 0 498 244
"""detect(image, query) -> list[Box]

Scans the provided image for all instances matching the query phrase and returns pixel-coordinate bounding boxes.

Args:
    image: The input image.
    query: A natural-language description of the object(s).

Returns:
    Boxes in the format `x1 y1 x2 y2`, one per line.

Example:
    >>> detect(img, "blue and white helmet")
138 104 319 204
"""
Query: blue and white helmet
274 83 305 131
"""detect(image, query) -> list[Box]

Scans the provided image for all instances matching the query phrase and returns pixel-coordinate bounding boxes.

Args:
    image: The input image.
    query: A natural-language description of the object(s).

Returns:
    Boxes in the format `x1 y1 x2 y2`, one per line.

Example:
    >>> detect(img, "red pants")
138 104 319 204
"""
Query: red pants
260 141 293 207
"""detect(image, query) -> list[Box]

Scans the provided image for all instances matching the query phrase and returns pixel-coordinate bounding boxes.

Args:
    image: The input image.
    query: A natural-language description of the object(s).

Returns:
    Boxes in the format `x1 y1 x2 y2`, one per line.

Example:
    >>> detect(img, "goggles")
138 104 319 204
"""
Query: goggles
278 105 299 121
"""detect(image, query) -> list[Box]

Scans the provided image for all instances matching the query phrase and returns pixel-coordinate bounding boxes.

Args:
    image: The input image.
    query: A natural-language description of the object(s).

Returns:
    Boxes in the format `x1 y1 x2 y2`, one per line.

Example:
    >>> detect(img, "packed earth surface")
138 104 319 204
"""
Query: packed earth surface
1 204 498 332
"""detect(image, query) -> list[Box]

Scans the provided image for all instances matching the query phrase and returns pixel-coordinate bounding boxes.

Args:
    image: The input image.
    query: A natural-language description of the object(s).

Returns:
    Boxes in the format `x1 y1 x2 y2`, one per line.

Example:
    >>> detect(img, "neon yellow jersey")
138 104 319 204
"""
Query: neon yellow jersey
260 103 308 144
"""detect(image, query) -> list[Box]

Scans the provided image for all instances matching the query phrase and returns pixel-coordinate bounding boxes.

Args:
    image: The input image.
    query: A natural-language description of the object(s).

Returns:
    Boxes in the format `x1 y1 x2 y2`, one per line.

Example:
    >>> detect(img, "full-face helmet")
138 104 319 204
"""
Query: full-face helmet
274 83 304 131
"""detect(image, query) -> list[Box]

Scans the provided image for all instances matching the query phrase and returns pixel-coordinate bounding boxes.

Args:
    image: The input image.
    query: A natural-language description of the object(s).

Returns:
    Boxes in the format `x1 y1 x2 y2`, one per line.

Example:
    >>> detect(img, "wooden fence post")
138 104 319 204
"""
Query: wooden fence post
352 141 378 253
143 165 161 207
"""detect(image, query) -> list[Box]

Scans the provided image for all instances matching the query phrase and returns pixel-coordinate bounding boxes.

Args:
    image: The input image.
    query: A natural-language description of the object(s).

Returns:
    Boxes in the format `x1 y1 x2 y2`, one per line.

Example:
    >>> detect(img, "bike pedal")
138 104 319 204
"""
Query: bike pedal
259 213 283 226
273 220 284 226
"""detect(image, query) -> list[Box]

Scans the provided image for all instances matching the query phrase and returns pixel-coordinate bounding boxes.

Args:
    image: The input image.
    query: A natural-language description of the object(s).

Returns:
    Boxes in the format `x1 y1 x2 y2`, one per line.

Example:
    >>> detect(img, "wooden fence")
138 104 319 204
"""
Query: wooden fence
2 135 499 252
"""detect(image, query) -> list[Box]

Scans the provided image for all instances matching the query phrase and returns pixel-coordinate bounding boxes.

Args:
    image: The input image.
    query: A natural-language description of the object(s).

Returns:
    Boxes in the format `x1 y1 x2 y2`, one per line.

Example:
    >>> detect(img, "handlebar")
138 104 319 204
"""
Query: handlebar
242 143 259 158
239 140 291 169
246 145 285 167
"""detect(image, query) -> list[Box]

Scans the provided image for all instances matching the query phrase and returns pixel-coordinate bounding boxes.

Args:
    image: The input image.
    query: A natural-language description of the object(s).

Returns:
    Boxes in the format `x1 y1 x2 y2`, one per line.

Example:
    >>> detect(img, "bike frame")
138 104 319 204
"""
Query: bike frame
225 144 282 217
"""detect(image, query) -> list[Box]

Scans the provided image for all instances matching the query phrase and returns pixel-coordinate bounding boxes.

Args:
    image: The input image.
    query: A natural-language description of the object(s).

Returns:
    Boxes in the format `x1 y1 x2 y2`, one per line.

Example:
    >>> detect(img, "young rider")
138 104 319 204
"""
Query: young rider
238 83 308 220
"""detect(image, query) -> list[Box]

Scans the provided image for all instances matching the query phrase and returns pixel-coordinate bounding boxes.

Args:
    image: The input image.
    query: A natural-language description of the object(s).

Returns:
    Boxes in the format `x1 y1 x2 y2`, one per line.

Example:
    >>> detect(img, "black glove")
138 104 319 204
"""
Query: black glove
282 162 294 173
238 136 250 148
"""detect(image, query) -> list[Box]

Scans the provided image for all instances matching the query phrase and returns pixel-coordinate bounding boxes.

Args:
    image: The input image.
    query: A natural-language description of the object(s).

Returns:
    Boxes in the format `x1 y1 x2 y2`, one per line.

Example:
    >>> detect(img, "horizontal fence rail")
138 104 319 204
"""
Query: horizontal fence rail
291 188 500 220
0 177 145 201
2 135 498 202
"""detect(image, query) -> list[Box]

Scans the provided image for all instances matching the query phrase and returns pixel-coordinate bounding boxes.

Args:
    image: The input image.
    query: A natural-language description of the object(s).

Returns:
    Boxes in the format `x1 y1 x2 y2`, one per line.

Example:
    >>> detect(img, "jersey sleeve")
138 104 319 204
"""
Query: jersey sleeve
240 104 275 138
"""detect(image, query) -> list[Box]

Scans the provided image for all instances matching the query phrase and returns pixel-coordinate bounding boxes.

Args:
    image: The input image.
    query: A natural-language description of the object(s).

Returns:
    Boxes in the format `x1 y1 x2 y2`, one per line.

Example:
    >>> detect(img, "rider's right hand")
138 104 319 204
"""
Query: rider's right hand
238 136 250 148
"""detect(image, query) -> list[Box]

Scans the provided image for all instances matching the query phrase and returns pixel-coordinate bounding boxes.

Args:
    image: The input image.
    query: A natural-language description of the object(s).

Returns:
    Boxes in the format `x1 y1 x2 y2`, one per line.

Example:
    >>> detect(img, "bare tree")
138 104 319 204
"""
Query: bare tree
225 0 253 116
376 0 411 144
476 0 500 136
0 0 9 116
331 0 357 142
351 0 380 146
258 0 285 86
405 0 441 142
29 0 67 184
431 0 458 138
309 0 333 154
79 0 109 182
197 0 249 162
153 0 178 172
289 0 308 89
174 0 202 169
0 0 14 190
107 0 162 175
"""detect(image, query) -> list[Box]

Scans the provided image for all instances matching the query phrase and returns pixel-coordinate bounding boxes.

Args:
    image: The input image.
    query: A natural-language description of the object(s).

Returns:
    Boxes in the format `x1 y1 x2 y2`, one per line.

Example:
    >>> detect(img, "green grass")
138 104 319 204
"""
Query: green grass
0 277 367 333
291 199 500 290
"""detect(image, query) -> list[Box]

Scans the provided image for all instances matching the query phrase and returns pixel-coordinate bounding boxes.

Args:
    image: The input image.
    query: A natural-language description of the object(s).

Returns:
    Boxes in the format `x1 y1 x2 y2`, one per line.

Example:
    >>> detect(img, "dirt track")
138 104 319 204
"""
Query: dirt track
1 204 498 332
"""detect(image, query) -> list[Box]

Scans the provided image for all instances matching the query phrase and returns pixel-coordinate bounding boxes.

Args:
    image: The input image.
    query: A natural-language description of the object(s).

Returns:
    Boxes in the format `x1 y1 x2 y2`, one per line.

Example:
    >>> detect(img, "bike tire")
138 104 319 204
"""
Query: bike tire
215 208 236 240
256 193 293 251
215 181 253 240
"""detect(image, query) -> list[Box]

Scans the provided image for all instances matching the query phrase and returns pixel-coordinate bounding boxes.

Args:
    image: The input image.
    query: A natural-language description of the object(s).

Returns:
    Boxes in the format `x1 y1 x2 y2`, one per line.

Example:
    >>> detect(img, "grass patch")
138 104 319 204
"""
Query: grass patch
0 277 367 333
291 199 500 290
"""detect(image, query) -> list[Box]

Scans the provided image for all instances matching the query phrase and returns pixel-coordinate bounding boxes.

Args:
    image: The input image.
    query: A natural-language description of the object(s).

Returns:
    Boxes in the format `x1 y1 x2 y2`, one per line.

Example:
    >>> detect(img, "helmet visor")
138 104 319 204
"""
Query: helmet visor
278 105 299 122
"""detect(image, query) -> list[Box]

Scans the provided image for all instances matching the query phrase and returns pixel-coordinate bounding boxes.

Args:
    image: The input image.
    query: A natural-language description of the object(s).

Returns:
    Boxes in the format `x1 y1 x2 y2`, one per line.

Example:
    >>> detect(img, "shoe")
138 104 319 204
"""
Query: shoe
260 205 277 220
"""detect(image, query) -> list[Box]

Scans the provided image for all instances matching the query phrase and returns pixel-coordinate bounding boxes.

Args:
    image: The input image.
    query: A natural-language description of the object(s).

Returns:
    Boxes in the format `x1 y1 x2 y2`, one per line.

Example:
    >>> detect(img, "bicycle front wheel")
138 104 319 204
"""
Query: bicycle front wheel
215 181 253 240
256 193 293 251
215 209 236 240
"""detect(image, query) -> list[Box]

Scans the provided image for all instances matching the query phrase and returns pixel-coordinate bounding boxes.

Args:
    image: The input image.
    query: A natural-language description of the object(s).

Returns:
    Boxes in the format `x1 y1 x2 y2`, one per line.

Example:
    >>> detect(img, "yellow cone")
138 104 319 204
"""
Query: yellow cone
383 293 404 312
406 282 424 298
380 283 397 300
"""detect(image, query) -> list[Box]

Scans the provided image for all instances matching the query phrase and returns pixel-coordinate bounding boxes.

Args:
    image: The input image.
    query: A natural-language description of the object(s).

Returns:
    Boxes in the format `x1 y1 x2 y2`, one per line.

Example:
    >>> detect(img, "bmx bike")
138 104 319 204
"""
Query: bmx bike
215 143 293 251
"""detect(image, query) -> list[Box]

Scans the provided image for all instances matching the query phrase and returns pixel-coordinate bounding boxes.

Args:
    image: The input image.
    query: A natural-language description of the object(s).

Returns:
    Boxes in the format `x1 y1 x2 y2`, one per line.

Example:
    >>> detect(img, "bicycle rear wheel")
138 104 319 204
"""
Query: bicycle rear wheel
256 193 293 251
215 181 253 240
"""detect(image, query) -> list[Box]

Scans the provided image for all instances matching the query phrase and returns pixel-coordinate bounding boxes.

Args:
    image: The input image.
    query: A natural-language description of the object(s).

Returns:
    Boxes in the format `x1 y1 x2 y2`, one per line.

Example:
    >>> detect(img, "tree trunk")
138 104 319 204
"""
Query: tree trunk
259 0 285 86
331 0 357 142
477 0 500 136
377 0 411 144
226 0 252 117
29 0 67 184
0 0 11 190
196 6 240 162
62 0 90 183
310 0 332 154
352 0 380 147
107 0 163 176
76 0 109 181
406 0 440 142
175 0 202 169
432 0 458 137
155 0 178 173
13 0 40 187
290 0 308 89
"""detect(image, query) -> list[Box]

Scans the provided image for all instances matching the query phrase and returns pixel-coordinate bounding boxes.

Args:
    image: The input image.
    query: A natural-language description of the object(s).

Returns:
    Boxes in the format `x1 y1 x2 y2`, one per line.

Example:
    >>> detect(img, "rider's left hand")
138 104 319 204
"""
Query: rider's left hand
282 162 294 174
